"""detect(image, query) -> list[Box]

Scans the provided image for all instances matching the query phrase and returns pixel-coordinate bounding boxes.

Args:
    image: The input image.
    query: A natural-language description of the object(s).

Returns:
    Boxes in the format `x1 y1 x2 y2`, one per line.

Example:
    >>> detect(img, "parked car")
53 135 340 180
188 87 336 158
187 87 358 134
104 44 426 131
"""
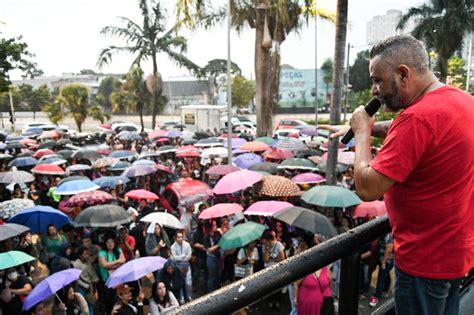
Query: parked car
274 119 308 130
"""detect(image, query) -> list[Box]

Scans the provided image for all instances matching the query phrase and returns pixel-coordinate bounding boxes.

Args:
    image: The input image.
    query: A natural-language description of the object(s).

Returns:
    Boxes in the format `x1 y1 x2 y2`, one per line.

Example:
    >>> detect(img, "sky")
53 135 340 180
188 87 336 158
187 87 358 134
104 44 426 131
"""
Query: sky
1 0 424 81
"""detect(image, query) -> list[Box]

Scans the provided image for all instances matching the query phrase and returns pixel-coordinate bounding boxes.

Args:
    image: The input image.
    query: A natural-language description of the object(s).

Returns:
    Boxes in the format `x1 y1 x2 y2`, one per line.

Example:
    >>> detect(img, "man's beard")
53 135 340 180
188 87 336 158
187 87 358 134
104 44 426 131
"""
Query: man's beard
381 76 405 112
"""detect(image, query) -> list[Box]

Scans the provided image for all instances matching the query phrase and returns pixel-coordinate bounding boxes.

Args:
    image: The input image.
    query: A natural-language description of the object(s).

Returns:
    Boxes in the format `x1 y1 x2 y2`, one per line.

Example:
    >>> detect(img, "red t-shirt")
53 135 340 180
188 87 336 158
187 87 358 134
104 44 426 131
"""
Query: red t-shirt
371 85 474 279
119 235 136 261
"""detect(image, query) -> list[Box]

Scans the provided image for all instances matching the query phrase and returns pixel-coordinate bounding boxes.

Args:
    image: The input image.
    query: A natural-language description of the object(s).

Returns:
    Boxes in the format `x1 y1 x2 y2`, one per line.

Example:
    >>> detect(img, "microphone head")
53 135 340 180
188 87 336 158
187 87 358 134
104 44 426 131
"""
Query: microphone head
365 98 382 116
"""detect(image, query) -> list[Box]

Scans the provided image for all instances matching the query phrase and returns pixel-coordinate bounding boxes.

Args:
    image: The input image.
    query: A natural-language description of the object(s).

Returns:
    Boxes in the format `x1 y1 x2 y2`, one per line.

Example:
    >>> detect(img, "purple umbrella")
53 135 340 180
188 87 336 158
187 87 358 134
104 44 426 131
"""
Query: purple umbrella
224 138 248 149
166 129 182 138
300 127 318 136
23 268 82 311
233 153 263 169
121 164 157 177
291 172 326 184
106 256 167 288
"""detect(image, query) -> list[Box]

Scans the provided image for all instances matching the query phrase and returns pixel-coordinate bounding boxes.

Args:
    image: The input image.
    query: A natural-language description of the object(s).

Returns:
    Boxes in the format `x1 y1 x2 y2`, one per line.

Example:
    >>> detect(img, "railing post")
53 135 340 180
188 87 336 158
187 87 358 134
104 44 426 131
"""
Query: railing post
339 252 360 314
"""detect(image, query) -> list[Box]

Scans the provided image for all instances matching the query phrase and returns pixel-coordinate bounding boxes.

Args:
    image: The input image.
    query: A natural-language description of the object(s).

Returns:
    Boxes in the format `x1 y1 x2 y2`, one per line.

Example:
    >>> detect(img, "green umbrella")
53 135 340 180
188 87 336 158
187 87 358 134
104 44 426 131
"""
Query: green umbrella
278 158 317 171
218 222 265 250
0 250 36 270
255 137 275 145
301 185 361 208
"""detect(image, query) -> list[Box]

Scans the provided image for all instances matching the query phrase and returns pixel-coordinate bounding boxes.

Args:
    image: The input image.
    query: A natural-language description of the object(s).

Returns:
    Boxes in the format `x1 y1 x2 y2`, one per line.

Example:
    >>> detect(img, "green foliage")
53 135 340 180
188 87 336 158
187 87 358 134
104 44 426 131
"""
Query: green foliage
88 105 111 124
0 36 43 92
0 86 19 112
231 76 254 109
96 76 122 111
321 58 333 93
43 101 63 125
349 50 372 92
79 69 97 75
447 56 467 89
347 89 373 112
201 59 241 77
55 84 90 132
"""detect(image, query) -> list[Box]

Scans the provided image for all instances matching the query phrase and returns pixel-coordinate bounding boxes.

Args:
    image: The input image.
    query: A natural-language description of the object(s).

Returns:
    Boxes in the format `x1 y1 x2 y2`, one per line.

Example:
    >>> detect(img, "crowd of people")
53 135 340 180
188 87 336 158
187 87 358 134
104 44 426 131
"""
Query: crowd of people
0 121 393 315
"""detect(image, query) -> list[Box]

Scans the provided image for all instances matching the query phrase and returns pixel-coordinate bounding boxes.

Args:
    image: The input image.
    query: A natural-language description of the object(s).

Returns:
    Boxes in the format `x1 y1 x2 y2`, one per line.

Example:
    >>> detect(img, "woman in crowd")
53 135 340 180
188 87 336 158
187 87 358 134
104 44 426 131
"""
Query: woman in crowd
149 281 179 315
52 284 89 315
41 224 68 255
203 220 221 292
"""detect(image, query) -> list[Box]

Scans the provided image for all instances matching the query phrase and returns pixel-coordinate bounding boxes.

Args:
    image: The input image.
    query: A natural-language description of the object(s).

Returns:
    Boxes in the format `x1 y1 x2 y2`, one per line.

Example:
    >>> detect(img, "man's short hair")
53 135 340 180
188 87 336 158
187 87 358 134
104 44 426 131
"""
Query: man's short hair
369 35 429 74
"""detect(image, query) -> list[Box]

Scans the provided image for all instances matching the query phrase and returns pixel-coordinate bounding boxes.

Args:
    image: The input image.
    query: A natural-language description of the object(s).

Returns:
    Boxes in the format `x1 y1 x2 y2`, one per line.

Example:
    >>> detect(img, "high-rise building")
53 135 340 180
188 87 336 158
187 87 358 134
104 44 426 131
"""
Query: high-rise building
366 10 415 45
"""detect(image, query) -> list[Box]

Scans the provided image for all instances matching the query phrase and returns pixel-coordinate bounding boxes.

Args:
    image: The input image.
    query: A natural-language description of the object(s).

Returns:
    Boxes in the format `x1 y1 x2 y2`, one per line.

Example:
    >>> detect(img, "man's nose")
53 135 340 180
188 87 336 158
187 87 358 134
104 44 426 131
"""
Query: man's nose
371 85 378 96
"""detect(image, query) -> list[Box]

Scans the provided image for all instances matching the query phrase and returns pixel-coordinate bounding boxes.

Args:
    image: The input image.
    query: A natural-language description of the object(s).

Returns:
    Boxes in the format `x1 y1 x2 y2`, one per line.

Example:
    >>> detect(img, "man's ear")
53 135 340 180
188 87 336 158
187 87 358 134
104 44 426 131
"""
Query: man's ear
397 65 410 85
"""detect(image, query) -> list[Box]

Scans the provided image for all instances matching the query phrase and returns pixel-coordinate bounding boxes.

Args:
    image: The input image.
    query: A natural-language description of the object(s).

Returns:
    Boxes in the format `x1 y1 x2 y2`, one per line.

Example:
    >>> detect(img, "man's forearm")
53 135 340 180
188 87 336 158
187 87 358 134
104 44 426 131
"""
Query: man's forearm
371 121 392 138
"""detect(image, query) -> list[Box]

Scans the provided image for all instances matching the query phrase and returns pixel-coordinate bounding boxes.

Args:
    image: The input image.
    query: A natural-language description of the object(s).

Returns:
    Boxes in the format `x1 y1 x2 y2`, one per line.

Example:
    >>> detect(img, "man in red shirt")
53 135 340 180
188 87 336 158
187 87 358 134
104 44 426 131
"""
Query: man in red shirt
341 35 474 314
118 226 136 261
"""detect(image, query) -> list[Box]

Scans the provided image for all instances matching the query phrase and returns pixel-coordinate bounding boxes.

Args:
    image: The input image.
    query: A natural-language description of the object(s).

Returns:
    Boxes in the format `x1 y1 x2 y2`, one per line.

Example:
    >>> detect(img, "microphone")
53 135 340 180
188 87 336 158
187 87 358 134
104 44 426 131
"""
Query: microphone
340 98 382 145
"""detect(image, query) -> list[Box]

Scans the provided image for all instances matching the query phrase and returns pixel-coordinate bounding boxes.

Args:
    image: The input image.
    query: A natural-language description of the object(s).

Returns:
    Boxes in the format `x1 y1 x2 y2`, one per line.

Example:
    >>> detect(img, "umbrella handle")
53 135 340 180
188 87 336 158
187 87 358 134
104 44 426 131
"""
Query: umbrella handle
55 293 67 311
137 279 142 292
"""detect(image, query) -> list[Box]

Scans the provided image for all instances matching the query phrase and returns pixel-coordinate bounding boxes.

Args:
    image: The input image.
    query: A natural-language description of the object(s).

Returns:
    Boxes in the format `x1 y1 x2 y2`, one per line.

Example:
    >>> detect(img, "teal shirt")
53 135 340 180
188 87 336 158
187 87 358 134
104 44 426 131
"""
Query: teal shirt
98 248 122 282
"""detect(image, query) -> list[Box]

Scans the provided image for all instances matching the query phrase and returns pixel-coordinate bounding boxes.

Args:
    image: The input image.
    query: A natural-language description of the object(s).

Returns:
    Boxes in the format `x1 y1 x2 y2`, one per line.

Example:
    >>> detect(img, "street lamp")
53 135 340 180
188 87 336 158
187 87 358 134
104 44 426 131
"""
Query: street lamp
226 0 233 164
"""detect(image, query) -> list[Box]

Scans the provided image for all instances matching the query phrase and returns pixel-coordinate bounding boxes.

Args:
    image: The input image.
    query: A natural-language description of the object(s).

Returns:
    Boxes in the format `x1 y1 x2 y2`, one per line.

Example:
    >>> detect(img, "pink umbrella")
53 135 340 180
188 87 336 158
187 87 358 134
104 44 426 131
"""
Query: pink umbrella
244 201 293 217
354 200 387 218
263 148 294 160
321 151 355 165
213 169 263 195
205 165 240 176
198 203 243 220
291 173 326 184
125 189 159 200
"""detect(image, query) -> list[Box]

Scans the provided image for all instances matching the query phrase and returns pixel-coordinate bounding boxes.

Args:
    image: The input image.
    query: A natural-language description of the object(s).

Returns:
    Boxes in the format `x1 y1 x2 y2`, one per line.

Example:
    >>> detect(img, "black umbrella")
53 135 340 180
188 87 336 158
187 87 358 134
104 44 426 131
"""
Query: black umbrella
295 149 323 159
57 149 74 160
0 223 30 241
316 161 349 174
273 206 338 238
72 150 102 161
6 143 25 150
38 140 57 150
73 204 130 227
194 131 213 140
182 139 197 145
248 162 279 175
16 152 32 158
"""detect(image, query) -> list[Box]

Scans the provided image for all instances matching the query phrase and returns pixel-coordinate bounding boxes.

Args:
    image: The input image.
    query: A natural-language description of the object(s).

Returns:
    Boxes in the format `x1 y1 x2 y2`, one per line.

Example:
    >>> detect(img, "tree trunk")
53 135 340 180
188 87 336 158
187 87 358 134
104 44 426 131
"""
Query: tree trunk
151 56 159 129
138 102 145 132
438 55 448 83
255 1 274 137
76 120 82 133
327 0 348 185
33 111 36 121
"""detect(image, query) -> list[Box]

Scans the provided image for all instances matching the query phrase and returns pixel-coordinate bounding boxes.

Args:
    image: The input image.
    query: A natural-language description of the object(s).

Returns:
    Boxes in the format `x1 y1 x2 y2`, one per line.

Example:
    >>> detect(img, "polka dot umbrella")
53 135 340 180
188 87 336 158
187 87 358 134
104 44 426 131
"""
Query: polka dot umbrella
256 175 301 197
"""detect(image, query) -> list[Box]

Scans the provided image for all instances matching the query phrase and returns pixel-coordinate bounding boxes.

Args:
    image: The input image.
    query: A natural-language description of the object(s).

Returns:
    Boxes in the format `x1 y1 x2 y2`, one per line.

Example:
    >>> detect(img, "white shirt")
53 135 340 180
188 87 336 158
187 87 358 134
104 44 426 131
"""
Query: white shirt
170 240 192 262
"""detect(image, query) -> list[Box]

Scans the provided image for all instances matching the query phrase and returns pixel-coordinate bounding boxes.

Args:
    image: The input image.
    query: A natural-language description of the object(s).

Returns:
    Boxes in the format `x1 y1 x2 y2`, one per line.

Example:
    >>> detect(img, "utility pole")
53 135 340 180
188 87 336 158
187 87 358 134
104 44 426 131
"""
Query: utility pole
8 88 15 132
344 43 351 123
314 7 319 127
226 0 233 164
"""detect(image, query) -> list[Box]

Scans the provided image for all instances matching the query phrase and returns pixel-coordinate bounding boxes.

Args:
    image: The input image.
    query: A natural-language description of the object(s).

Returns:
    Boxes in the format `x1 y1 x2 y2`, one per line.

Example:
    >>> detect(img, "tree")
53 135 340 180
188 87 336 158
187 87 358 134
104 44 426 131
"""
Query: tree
321 58 333 96
96 76 121 111
232 76 254 109
349 50 372 92
201 58 241 104
55 84 90 132
16 84 51 119
447 56 467 89
397 0 474 83
79 69 97 75
98 0 201 129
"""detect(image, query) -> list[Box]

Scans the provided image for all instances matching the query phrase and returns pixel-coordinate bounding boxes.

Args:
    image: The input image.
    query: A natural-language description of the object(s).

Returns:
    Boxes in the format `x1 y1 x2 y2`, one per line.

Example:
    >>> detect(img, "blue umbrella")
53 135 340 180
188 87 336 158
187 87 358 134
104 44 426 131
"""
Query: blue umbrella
8 206 70 233
121 165 157 178
23 269 82 311
108 161 131 171
8 157 38 168
110 150 136 160
106 256 167 288
93 176 130 188
55 179 100 195
37 156 68 165
233 153 264 169
5 135 24 143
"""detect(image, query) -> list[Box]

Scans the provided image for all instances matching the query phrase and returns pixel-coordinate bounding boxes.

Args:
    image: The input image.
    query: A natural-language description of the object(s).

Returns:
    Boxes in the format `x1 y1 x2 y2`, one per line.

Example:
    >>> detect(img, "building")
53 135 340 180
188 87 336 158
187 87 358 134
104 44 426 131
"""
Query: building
161 78 213 114
461 32 474 86
366 10 415 45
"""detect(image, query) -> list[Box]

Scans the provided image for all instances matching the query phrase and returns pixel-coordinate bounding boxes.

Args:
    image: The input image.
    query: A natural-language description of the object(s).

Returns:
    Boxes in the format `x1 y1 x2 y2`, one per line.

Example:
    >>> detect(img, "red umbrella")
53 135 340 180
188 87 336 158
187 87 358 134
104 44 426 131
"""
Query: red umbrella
97 148 112 156
100 123 112 130
31 164 65 176
33 149 55 159
155 164 173 174
155 138 170 143
125 189 159 200
149 130 167 139
198 203 243 220
240 141 270 152
263 148 294 160
176 151 200 158
39 130 60 140
65 190 114 207
354 201 386 218
19 138 37 146
205 165 240 176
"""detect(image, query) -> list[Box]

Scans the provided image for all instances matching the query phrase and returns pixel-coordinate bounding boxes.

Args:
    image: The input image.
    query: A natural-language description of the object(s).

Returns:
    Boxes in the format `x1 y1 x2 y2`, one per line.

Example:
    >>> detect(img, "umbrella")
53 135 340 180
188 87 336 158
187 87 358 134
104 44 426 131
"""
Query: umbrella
218 222 266 250
37 156 68 165
31 164 65 176
92 157 118 169
244 201 293 217
0 223 30 241
233 153 264 169
176 150 201 158
315 160 349 174
195 137 223 147
118 132 142 141
273 206 338 238
0 250 36 271
97 148 112 156
248 162 279 175
157 145 177 154
72 149 102 161
38 130 60 140
256 175 301 197
106 256 167 288
33 149 55 159
307 136 328 148
201 147 228 159
140 212 184 229
0 199 35 219
73 204 130 227
0 171 35 184
65 190 114 207
23 269 82 311
110 150 136 160
125 189 159 201
295 149 323 159
0 153 13 160
321 151 356 165
166 129 182 138
263 148 294 160
121 165 157 177
300 127 318 136
321 141 346 150
132 159 156 166
154 137 170 144
66 164 91 174
149 129 168 139
240 141 270 152
5 142 25 150
5 134 23 143
274 138 306 152
155 164 173 174
55 179 100 195
255 136 275 146
182 139 198 145
205 165 240 176
223 138 247 149
93 176 130 188
301 186 361 208
354 201 387 218
8 206 70 233
213 169 263 195
291 173 326 184
8 157 38 168
108 161 131 171
198 203 243 220
278 158 317 171
56 149 74 160
37 140 57 150
58 176 89 186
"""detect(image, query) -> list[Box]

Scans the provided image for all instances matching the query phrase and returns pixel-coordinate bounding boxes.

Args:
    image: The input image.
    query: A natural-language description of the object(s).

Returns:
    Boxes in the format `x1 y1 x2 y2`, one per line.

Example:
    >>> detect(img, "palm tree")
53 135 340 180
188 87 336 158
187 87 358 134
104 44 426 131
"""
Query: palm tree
55 84 90 132
397 0 474 83
98 0 201 129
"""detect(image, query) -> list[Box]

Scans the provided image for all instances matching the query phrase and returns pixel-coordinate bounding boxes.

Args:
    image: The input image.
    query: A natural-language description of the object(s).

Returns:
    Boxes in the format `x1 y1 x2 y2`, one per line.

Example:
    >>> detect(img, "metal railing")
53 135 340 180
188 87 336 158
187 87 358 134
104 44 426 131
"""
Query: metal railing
169 216 391 314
